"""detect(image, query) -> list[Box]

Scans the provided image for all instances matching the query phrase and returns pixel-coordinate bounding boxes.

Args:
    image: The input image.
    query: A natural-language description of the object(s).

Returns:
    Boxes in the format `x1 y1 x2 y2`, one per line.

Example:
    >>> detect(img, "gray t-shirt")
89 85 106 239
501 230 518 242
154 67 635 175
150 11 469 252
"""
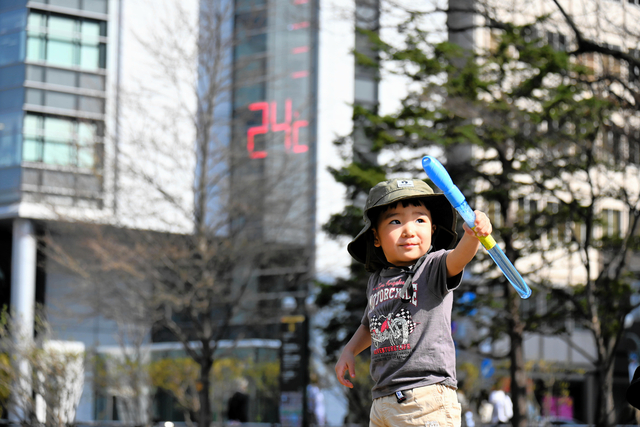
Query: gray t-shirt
361 249 462 399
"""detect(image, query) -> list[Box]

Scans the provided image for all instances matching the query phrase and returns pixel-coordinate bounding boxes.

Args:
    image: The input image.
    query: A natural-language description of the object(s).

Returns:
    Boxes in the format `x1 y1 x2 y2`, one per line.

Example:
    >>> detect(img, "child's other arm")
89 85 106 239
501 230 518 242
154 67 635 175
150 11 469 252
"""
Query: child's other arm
335 324 371 388
446 210 492 278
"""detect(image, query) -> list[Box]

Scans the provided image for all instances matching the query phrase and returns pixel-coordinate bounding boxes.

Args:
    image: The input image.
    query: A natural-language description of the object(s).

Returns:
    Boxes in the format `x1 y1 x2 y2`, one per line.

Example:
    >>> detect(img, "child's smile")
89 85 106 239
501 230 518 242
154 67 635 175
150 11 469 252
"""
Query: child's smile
372 202 435 267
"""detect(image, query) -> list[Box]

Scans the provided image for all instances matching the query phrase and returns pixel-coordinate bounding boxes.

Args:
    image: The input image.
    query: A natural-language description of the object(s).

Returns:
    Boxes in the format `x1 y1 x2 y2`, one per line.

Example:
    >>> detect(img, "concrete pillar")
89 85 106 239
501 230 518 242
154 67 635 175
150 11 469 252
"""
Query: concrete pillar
10 218 37 421
11 218 37 341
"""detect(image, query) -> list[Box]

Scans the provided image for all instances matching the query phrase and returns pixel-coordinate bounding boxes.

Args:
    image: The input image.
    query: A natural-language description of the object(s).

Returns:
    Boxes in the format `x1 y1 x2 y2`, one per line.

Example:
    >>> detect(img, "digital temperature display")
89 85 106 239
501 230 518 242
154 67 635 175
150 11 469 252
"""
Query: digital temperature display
235 0 314 161
231 0 317 247
246 99 309 158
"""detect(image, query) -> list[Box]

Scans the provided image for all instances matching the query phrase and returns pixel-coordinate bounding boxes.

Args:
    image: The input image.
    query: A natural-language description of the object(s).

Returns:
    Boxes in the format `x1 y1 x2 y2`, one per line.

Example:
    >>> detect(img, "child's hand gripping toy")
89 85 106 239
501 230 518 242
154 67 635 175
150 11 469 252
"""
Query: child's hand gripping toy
422 156 532 299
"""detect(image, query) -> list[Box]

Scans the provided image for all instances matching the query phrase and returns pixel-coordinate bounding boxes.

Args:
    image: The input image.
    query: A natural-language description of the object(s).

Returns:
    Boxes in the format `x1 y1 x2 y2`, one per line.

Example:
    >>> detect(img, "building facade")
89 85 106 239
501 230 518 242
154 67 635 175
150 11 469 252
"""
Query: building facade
0 0 370 423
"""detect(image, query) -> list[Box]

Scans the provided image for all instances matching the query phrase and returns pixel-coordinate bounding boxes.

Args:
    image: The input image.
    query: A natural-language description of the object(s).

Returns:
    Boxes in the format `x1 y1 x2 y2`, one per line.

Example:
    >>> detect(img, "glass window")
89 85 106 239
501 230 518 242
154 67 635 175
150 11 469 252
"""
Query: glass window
235 34 266 58
79 73 104 90
43 141 71 165
83 0 108 14
354 78 377 103
26 12 107 70
25 88 43 105
234 83 265 109
23 138 42 162
235 10 267 32
22 113 99 168
27 12 45 35
81 20 100 42
77 147 93 167
0 9 27 36
77 121 96 145
78 96 103 113
47 67 76 87
26 35 45 61
23 114 41 137
98 43 106 68
287 27 310 48
80 44 99 69
603 209 622 237
0 87 24 110
47 39 74 66
355 3 378 30
235 58 266 82
0 32 25 67
48 15 75 41
45 91 75 110
0 64 25 90
44 116 73 142
25 64 44 82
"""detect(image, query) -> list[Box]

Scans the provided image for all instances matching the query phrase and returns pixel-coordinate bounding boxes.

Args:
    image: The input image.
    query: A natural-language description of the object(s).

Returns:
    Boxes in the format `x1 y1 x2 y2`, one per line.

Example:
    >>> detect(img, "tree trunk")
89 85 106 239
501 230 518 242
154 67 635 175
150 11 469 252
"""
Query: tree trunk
598 360 616 427
198 358 213 427
508 283 527 427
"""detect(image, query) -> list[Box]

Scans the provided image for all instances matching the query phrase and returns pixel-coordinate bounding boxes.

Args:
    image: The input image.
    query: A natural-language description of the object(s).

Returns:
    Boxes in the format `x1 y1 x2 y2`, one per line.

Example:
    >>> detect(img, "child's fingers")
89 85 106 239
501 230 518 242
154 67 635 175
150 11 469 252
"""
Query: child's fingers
473 211 492 236
463 221 491 238
335 361 355 388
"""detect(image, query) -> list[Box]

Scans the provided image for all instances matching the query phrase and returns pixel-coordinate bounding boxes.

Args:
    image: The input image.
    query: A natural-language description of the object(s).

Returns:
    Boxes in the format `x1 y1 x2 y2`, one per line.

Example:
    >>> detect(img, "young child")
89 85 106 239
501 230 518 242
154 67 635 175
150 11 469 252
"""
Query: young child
335 178 492 427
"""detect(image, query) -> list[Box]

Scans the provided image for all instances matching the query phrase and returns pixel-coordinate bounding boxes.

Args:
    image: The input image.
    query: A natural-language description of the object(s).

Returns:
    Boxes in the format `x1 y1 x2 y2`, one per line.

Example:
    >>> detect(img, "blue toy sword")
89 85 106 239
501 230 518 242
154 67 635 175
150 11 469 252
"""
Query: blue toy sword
422 156 532 299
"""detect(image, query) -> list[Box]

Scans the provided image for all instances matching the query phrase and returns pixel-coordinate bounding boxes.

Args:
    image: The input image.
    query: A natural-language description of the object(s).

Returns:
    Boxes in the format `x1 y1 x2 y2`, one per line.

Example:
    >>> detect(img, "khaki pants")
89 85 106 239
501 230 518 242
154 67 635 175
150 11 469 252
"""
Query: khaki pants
370 383 462 427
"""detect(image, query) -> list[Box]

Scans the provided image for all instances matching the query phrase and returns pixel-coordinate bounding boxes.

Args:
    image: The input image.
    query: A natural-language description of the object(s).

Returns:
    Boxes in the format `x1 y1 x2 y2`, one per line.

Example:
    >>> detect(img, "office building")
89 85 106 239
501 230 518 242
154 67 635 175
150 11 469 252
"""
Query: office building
0 0 374 423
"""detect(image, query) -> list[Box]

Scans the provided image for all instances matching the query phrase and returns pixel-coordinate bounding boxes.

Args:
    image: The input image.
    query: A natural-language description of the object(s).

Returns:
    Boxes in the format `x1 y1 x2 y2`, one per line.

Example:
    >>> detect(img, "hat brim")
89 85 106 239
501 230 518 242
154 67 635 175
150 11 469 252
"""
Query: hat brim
347 193 457 267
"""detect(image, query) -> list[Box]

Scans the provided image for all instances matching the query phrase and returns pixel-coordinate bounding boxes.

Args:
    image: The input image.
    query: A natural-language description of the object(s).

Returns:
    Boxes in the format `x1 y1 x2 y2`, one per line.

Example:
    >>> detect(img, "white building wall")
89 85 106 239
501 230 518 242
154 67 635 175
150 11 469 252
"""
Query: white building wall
110 0 198 233
315 0 356 281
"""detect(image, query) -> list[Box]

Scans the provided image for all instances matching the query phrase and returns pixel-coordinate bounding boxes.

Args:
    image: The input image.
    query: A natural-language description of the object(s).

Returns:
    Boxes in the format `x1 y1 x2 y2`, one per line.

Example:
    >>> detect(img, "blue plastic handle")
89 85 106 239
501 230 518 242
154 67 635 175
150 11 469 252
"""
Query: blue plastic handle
422 156 532 299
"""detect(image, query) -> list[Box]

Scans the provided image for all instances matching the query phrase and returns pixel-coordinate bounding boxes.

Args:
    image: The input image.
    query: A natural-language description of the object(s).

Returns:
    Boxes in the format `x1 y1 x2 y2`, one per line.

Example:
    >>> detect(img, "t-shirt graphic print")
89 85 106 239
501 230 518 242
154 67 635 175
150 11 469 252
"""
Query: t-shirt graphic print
370 308 419 360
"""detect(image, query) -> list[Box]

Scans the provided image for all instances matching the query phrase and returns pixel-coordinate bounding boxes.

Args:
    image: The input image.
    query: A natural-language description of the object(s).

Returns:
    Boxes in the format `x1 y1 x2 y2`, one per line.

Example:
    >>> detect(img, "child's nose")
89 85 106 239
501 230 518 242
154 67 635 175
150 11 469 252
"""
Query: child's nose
402 224 416 237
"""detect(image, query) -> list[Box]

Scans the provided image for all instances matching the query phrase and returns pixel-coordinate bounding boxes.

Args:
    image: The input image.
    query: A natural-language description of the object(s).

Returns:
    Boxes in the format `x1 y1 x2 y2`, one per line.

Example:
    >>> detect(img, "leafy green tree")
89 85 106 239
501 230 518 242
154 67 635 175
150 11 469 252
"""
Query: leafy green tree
318 5 640 427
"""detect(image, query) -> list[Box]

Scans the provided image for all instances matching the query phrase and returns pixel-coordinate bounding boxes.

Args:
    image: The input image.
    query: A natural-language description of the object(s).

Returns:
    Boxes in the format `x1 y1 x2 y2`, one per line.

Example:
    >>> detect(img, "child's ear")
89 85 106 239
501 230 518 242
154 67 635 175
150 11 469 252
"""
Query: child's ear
432 224 437 234
372 229 381 247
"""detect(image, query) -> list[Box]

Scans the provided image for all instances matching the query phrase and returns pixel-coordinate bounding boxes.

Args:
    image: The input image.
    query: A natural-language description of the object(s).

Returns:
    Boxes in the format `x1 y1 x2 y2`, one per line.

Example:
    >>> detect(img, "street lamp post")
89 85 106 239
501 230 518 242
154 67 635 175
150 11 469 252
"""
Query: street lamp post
279 297 310 427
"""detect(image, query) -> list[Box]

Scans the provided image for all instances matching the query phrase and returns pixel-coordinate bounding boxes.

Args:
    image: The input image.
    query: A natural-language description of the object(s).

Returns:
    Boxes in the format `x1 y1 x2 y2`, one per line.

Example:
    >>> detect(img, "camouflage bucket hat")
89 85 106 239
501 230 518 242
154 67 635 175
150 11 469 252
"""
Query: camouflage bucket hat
347 178 457 271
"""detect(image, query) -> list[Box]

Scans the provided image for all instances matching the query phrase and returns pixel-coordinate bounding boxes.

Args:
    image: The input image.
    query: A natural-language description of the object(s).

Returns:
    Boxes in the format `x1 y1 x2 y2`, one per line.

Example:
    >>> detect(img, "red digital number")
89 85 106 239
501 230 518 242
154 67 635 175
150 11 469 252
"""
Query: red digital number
271 99 292 150
246 98 308 157
292 119 308 153
247 102 269 159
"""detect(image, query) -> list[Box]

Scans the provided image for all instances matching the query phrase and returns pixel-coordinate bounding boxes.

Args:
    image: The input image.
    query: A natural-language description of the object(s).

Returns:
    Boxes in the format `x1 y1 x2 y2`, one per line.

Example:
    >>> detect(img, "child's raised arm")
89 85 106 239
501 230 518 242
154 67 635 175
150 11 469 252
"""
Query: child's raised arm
335 324 371 388
446 210 492 278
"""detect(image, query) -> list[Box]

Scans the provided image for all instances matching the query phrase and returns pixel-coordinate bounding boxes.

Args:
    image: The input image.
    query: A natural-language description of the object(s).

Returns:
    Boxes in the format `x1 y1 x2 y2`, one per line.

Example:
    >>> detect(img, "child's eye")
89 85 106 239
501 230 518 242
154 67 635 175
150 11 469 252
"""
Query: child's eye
390 219 401 225
416 218 426 223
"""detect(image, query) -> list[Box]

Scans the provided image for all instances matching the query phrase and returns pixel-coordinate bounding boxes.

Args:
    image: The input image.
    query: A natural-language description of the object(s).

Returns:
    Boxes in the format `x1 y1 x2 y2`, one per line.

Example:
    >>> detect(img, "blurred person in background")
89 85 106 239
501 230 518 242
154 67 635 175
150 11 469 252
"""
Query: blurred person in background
526 378 541 425
227 378 249 424
478 390 493 426
489 377 513 427
307 372 326 426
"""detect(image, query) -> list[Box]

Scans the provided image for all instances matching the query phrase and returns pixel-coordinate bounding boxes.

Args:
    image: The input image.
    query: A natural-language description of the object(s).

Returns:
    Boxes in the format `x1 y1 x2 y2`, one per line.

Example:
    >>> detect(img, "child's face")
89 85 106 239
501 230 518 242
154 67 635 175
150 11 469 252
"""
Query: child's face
372 201 435 267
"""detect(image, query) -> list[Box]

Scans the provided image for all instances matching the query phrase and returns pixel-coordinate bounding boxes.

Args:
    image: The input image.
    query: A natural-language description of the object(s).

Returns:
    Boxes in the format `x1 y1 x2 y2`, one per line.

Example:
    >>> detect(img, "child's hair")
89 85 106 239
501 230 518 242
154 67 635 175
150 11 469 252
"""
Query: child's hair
367 198 432 229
